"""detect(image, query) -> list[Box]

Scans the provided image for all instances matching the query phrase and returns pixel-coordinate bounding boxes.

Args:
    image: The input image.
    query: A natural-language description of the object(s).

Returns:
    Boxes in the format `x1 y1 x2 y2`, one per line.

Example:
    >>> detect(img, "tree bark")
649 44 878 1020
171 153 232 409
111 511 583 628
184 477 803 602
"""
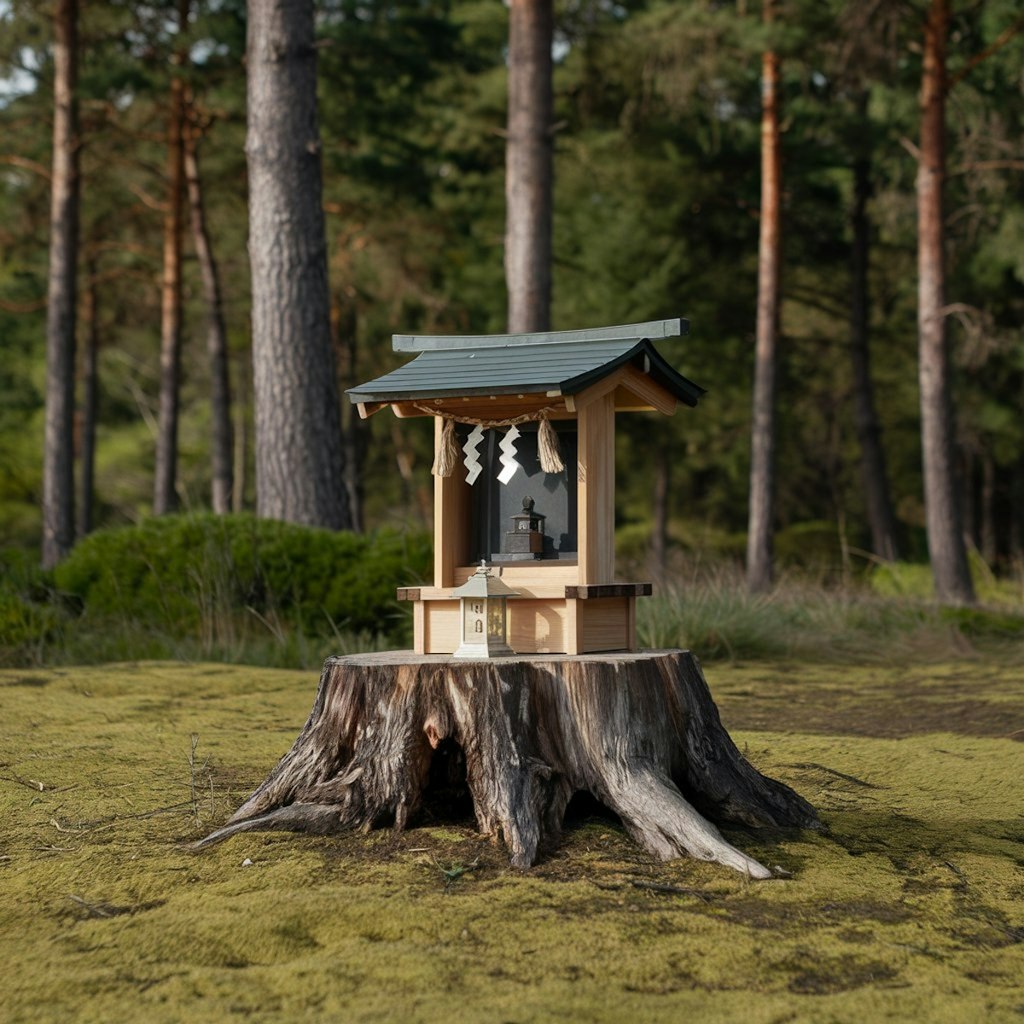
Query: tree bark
849 105 900 563
917 0 975 603
746 4 781 594
184 114 234 515
505 0 553 334
198 650 818 878
76 258 98 539
41 0 80 569
247 0 351 528
153 0 189 517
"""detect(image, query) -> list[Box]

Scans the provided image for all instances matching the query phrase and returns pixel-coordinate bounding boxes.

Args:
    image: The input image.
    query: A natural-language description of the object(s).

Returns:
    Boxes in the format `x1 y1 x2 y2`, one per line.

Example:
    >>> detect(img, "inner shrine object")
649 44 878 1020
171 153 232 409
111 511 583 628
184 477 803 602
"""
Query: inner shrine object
348 318 705 656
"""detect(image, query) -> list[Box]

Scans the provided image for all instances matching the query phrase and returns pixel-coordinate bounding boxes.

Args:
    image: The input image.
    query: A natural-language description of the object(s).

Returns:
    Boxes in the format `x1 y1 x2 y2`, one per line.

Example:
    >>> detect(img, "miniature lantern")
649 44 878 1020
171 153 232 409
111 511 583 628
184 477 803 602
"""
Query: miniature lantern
451 561 520 658
505 495 545 560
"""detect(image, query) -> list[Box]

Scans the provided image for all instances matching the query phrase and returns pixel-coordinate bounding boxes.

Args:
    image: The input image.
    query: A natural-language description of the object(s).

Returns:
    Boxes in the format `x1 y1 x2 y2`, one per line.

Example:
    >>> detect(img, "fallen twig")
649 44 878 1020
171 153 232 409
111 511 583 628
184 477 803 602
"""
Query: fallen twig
68 894 115 919
631 880 714 902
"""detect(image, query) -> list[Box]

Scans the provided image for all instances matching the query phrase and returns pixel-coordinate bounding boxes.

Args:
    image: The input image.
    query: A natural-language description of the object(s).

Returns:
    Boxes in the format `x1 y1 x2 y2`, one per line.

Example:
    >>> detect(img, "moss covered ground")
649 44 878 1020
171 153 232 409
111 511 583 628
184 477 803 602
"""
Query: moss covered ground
1 657 1022 1023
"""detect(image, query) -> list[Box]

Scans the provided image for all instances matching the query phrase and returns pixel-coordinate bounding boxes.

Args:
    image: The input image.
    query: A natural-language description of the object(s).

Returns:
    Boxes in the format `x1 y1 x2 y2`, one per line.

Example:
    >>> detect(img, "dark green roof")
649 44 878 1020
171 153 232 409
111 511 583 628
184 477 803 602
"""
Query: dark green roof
346 319 706 408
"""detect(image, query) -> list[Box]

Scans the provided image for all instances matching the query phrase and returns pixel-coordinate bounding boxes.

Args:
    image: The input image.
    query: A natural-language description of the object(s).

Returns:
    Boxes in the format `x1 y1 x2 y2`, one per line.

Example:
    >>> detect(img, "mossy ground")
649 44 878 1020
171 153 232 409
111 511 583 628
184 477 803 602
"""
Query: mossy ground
1 657 1022 1023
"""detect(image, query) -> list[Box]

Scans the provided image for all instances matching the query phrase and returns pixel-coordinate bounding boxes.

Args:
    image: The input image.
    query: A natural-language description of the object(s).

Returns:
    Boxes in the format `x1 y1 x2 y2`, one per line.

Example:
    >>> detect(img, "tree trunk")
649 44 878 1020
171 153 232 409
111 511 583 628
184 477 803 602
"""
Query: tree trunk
247 0 351 528
849 106 900 563
76 259 98 539
917 0 975 604
184 115 234 515
198 650 818 878
746 4 781 594
41 0 79 569
153 0 189 517
505 0 553 334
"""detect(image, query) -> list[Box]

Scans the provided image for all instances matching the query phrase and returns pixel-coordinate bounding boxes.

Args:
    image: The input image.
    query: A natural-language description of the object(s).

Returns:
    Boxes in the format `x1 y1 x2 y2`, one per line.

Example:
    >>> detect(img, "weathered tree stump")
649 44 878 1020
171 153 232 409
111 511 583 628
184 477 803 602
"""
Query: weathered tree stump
197 650 818 877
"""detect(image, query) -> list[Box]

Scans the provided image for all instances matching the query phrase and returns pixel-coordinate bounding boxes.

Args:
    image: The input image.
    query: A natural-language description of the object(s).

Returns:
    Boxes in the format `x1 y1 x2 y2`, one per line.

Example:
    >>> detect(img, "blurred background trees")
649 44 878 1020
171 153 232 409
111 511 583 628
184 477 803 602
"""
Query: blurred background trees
2 0 1022 600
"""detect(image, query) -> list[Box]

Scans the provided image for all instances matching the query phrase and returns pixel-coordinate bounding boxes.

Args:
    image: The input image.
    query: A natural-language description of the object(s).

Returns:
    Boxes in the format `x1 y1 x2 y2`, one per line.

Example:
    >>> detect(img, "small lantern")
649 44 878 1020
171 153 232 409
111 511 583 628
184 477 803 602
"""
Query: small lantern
504 495 545 560
451 561 519 658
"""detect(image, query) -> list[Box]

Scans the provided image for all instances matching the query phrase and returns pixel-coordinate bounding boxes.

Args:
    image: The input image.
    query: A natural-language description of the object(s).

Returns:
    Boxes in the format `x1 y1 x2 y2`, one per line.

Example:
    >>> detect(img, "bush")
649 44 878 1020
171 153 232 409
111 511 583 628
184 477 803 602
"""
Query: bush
52 513 431 641
869 553 1024 607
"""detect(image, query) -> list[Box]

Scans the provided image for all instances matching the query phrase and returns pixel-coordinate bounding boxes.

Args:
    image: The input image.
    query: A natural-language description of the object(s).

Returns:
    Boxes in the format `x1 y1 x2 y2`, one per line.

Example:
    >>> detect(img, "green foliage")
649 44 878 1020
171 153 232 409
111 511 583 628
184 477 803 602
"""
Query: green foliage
1 0 1022 580
50 513 431 641
870 553 1024 607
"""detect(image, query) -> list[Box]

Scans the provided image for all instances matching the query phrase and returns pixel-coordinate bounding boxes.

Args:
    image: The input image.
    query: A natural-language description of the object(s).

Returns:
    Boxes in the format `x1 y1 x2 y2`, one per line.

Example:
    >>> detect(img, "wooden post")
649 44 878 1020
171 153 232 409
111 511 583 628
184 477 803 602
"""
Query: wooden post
577 392 615 585
433 417 469 589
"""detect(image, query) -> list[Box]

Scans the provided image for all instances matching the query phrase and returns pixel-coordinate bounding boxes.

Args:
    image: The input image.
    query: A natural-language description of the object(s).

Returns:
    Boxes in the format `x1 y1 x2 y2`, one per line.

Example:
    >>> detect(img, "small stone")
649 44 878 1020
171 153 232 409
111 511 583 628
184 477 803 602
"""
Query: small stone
241 858 253 867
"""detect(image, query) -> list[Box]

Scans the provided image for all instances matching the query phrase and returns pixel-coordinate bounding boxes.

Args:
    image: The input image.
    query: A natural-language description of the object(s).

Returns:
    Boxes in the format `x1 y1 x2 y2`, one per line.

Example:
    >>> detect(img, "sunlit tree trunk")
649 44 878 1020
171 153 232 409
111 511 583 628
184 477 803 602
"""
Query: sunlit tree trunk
917 0 974 603
247 0 350 528
505 0 553 334
184 114 233 515
42 0 79 569
746 2 781 593
153 0 189 516
849 109 900 563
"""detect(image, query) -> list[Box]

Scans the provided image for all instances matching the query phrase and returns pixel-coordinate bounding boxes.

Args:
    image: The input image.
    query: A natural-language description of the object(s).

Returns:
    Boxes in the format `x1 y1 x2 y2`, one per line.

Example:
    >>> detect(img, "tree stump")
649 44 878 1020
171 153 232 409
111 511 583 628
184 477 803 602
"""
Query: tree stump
197 650 818 878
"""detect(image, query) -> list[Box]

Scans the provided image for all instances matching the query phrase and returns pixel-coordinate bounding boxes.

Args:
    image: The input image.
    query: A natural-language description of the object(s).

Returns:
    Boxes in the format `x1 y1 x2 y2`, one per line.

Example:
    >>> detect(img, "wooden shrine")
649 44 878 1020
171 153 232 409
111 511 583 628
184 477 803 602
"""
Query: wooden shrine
347 318 705 656
198 318 818 878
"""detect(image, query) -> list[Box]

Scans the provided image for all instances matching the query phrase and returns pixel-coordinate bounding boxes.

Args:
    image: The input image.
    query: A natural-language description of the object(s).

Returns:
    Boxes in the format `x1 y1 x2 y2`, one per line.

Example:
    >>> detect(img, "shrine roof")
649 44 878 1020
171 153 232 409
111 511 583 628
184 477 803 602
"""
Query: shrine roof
346 318 706 408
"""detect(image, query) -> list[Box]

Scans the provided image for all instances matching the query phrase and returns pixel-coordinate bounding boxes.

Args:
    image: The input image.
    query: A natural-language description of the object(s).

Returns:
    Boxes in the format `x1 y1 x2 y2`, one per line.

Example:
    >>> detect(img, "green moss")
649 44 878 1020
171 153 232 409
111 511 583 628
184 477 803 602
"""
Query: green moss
1 659 1022 1023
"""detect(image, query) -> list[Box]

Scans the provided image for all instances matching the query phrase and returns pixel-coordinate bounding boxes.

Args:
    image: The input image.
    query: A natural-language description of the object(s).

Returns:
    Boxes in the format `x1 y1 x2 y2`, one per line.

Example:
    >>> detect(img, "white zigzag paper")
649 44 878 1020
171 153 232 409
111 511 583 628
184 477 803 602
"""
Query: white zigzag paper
462 424 485 485
497 425 521 485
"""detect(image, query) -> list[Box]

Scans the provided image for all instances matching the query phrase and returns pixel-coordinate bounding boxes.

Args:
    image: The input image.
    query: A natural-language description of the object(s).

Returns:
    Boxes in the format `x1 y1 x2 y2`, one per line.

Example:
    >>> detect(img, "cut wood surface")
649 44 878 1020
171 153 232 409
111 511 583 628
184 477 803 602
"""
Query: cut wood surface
197 650 818 877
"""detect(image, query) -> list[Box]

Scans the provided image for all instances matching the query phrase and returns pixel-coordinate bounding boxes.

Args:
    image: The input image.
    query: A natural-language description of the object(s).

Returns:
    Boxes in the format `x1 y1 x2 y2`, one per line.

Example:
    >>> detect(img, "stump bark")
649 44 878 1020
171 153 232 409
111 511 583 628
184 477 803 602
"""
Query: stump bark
197 650 818 878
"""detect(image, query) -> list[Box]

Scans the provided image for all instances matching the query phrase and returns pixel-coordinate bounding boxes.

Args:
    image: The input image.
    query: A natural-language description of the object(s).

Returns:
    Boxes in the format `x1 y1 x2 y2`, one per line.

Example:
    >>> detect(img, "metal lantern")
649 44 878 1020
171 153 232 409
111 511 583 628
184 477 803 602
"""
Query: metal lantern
451 561 520 658
504 495 545 560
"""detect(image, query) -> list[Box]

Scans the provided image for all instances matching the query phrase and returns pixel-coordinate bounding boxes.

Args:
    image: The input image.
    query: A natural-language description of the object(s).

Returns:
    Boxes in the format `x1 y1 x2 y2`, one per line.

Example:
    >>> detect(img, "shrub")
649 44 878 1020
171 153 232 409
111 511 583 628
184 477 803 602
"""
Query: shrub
52 513 431 641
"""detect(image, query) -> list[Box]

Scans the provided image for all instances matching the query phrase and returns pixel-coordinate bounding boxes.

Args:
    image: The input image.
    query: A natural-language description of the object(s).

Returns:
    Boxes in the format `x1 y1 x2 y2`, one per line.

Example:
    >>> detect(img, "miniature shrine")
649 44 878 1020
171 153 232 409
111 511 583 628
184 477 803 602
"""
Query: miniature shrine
199 319 818 878
347 318 705 656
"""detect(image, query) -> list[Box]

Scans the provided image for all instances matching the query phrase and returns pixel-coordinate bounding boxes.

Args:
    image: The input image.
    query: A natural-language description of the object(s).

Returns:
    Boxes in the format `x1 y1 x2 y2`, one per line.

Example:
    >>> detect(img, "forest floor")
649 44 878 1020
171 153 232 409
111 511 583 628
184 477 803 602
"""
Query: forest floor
1 655 1022 1023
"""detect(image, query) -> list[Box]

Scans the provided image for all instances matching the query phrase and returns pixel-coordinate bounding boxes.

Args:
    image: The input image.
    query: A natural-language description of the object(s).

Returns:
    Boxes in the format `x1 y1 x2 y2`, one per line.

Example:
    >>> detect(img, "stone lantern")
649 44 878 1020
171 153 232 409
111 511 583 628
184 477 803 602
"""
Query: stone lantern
451 561 519 658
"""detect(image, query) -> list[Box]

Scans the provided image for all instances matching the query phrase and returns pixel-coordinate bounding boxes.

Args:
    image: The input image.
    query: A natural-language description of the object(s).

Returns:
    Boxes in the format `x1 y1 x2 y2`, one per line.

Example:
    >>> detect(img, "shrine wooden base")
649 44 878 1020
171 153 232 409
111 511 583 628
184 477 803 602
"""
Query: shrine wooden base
197 650 818 878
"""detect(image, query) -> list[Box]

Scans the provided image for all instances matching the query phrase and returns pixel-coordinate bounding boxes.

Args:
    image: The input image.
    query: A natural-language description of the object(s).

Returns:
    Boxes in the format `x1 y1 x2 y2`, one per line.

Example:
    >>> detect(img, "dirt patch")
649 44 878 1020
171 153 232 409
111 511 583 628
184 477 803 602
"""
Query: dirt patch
785 954 900 995
714 662 1024 740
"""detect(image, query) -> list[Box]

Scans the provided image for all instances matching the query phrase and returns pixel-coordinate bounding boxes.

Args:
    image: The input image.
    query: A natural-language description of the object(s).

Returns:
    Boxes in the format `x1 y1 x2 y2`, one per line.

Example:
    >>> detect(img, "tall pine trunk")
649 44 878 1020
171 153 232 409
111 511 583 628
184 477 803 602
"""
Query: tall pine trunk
153 0 189 516
42 0 80 569
746 3 781 593
184 115 233 515
917 0 974 603
247 0 350 528
505 0 553 334
849 108 900 562
77 258 98 539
